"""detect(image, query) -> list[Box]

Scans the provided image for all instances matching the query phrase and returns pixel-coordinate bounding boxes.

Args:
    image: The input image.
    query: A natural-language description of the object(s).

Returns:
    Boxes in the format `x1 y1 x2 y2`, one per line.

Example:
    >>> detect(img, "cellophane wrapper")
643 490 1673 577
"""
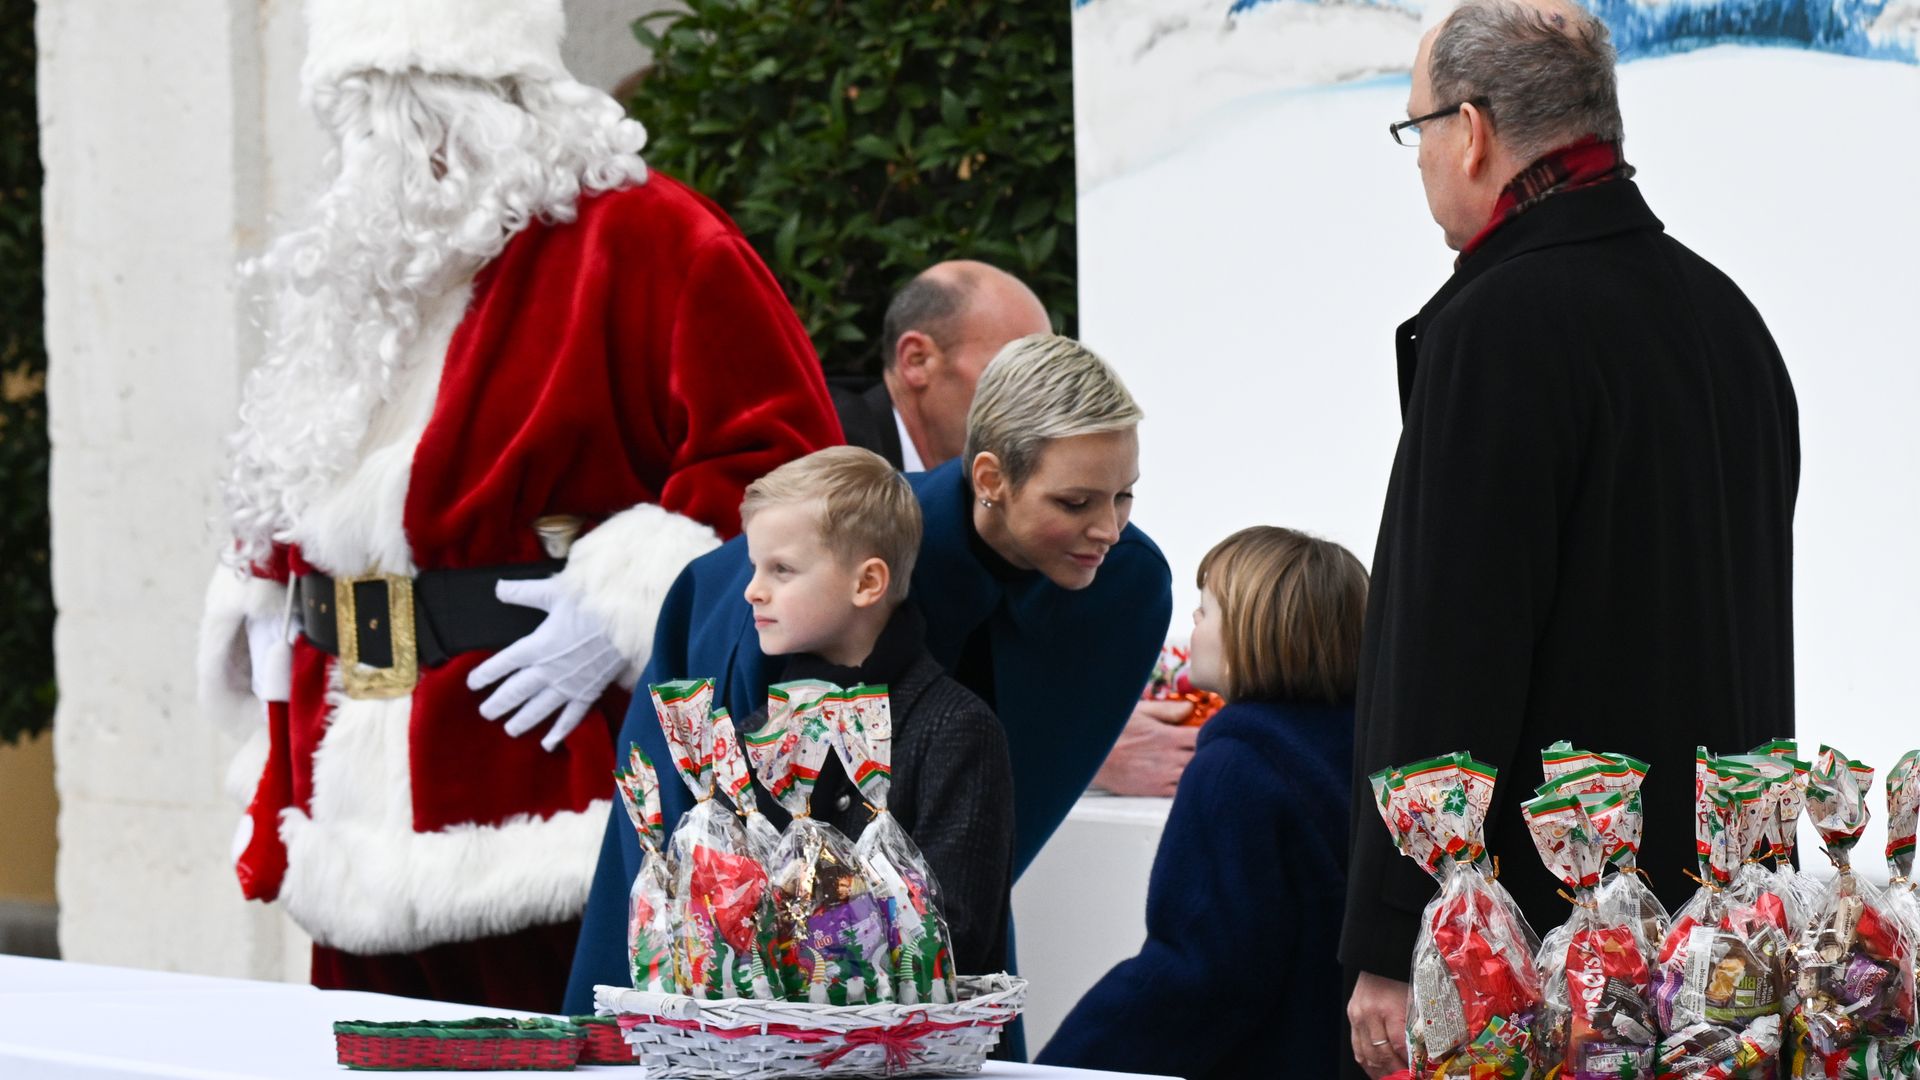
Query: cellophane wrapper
1375 753 1543 1078
1524 790 1659 1077
1752 740 1827 925
1717 750 1811 938
1536 744 1671 963
833 684 958 1005
1786 746 1916 1078
750 683 891 1004
1651 749 1790 1079
650 679 780 1000
710 707 782 866
616 743 679 993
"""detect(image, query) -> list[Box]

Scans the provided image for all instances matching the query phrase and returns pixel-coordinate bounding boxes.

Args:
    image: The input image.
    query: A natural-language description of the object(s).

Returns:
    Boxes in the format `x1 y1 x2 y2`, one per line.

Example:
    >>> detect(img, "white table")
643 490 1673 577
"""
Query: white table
0 957 1173 1079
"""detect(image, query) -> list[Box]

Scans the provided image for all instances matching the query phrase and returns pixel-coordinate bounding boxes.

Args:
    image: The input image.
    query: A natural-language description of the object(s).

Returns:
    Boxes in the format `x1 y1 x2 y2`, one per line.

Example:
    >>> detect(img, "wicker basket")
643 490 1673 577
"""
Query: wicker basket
573 1014 639 1066
333 1017 587 1071
593 974 1026 1078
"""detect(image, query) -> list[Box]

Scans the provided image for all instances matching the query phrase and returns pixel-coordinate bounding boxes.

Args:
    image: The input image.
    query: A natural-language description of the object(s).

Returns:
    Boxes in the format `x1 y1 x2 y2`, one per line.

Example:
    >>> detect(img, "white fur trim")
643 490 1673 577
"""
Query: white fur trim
198 567 287 747
555 504 722 689
303 0 568 93
280 688 610 954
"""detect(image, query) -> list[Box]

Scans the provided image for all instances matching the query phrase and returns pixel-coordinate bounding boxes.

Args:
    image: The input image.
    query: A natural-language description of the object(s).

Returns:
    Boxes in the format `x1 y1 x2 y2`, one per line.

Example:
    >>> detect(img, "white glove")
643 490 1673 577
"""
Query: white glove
466 577 624 751
245 610 296 704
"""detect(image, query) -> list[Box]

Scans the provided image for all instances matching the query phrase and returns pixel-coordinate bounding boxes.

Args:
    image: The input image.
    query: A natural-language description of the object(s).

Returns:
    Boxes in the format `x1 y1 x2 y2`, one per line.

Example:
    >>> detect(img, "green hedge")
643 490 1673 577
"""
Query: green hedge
0 0 52 747
626 0 1076 376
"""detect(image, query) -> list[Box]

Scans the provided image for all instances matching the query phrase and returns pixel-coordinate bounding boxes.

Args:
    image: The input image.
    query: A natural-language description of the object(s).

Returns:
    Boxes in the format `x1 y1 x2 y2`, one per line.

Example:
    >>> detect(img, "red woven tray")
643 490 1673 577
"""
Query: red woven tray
333 1017 585 1071
571 1015 637 1066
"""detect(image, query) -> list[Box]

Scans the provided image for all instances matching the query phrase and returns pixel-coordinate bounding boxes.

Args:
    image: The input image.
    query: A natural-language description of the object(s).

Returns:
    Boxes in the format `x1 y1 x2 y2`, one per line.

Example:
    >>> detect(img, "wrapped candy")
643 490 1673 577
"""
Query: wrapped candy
650 679 780 1000
1537 744 1670 961
1522 791 1658 1077
1651 749 1790 1078
748 682 891 1004
1786 746 1916 1077
1140 643 1224 726
615 743 679 993
710 707 782 865
831 684 958 1005
1373 752 1543 1077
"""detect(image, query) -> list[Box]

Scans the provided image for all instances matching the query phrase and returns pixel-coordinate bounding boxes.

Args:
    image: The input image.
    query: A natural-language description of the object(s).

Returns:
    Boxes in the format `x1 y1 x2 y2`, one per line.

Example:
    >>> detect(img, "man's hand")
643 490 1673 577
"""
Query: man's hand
466 578 624 751
1347 970 1411 1077
1090 699 1198 797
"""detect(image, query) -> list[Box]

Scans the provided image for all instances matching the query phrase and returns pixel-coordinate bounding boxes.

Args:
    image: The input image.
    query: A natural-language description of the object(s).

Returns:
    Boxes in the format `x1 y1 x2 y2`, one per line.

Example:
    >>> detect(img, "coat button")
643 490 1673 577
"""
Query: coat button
835 793 852 812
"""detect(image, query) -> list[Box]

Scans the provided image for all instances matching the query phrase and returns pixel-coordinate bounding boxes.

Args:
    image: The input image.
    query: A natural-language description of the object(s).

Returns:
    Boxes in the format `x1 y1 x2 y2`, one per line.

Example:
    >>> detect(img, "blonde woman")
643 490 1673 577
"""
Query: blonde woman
568 335 1174 1012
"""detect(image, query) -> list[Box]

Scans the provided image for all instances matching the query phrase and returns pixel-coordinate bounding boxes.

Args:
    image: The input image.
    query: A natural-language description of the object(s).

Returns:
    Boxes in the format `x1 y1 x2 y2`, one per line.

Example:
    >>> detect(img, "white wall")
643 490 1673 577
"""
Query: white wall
43 0 675 983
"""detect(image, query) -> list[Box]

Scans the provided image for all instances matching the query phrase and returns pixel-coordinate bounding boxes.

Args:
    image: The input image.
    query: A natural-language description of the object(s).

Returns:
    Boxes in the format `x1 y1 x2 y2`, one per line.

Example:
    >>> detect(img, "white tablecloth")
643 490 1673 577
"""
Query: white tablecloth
0 956 1174 1079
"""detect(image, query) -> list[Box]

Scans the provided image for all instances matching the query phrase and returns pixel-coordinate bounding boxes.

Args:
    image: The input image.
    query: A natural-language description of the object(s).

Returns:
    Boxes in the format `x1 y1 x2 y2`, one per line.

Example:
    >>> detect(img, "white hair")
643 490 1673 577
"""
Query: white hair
962 334 1143 489
222 71 648 568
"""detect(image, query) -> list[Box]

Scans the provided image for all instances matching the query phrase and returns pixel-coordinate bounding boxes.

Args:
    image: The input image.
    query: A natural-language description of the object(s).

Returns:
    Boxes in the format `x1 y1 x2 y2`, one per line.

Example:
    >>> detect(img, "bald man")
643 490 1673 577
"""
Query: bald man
832 261 1052 472
1343 0 1797 1074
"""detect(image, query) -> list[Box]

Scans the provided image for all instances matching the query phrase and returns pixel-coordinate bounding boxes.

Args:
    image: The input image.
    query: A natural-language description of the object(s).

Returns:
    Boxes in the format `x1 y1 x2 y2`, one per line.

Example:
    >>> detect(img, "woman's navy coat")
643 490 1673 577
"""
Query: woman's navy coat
563 459 1172 1010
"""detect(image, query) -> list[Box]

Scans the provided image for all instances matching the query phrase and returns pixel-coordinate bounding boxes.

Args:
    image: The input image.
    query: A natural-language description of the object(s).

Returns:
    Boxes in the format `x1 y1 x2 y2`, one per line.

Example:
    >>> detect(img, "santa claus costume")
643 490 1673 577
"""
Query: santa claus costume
198 0 841 1011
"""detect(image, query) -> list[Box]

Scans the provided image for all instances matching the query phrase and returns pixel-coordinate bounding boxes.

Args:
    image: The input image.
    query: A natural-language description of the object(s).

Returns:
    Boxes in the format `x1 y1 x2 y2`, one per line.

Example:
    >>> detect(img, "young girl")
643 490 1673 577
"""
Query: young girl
1035 526 1368 1079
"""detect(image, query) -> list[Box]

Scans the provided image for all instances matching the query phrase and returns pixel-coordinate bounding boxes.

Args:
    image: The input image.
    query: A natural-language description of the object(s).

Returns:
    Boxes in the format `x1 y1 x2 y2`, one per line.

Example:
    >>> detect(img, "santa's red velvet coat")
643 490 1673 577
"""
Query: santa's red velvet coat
200 173 842 966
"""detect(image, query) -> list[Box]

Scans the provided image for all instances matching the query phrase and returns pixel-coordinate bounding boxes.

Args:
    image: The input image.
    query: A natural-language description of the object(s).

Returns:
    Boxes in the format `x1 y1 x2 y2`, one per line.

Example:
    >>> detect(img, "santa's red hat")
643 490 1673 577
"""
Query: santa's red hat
302 0 568 93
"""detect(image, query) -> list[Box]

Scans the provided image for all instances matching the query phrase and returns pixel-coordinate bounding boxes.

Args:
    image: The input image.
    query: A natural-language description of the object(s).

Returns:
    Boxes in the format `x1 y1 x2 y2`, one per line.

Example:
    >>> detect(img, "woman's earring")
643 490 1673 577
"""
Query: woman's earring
979 498 993 508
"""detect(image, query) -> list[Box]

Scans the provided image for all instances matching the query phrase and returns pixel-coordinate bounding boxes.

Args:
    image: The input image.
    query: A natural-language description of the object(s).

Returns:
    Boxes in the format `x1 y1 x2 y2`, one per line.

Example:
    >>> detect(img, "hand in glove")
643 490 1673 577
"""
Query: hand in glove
466 577 624 751
245 609 297 704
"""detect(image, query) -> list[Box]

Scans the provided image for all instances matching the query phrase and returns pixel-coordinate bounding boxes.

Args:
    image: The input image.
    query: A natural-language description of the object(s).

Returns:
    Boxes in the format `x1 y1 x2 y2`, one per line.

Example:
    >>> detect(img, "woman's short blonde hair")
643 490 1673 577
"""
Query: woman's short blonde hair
740 446 923 603
962 334 1143 490
1197 526 1370 704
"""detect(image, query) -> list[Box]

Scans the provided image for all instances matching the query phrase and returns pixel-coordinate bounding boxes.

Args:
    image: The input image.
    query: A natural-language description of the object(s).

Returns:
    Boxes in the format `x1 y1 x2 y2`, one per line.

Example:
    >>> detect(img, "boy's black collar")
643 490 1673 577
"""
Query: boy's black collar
778 602 928 688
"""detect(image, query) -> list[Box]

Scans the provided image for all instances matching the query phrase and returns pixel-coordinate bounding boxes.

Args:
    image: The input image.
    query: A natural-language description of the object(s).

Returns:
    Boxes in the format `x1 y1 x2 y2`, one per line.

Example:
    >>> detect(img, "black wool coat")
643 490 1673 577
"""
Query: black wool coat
1339 180 1800 982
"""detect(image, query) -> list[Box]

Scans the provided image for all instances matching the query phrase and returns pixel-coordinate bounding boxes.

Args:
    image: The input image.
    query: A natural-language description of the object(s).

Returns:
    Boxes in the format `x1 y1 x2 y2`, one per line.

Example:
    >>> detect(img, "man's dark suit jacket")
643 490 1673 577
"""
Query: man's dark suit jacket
828 378 904 469
1340 179 1800 992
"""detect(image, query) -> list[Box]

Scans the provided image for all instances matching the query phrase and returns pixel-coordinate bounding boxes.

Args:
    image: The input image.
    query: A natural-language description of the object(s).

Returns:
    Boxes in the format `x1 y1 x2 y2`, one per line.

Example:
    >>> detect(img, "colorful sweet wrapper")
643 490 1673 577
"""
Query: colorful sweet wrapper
1375 753 1542 1077
751 688 892 1004
1654 749 1793 1079
648 679 779 1000
616 743 678 994
1140 643 1224 725
1786 746 1916 1074
831 684 959 1006
710 708 781 865
1523 792 1659 1077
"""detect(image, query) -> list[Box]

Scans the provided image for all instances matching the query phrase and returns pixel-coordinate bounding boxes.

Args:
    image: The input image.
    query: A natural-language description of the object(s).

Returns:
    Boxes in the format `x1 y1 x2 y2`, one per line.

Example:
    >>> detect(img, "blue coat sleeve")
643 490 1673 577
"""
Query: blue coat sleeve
563 566 703 1013
1033 737 1303 1077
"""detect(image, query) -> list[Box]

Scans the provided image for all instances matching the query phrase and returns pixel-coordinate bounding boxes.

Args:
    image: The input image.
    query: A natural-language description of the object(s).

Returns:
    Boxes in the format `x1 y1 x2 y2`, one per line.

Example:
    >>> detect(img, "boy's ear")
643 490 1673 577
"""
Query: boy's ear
851 556 891 609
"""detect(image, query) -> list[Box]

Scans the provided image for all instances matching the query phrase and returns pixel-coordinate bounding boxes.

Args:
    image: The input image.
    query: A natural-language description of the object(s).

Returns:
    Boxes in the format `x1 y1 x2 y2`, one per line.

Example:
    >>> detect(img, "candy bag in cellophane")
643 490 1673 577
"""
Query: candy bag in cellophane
748 682 891 1005
1537 744 1670 962
615 742 680 993
1752 739 1826 923
1523 790 1659 1078
710 707 782 866
1786 746 1916 1078
1373 752 1544 1078
1650 750 1790 1079
1887 750 1920 959
1716 751 1812 938
650 679 779 1000
832 684 958 1006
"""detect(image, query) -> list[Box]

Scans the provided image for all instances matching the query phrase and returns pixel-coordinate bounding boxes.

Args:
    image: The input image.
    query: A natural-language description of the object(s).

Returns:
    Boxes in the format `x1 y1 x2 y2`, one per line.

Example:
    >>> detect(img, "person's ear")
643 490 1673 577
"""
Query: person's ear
970 451 1010 507
893 331 938 390
851 557 890 609
1459 101 1491 181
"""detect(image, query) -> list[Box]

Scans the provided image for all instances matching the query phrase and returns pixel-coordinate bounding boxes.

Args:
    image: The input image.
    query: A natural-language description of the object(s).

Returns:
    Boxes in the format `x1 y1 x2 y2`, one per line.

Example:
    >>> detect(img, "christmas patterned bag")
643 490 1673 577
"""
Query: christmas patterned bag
1537 745 1670 961
651 679 780 1000
710 708 782 866
1522 791 1659 1077
1373 752 1543 1078
832 683 959 1006
1753 739 1825 923
615 743 679 994
747 682 891 1005
1650 750 1790 1079
1786 746 1916 1077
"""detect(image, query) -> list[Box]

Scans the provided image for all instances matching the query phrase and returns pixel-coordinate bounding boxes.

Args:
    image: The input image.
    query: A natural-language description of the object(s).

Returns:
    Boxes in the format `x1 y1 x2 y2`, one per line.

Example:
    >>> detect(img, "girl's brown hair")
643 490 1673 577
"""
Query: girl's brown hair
1196 526 1370 704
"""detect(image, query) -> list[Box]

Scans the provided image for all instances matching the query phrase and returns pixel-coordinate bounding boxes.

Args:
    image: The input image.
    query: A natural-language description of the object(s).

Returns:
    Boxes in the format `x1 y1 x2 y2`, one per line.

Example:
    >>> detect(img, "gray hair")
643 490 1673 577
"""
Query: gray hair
963 334 1143 489
880 269 970 370
1429 0 1624 164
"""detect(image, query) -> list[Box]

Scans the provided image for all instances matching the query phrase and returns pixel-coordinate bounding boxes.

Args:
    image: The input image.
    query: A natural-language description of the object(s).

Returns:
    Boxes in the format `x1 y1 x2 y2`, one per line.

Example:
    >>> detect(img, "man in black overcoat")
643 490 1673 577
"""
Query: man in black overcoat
1341 0 1799 1074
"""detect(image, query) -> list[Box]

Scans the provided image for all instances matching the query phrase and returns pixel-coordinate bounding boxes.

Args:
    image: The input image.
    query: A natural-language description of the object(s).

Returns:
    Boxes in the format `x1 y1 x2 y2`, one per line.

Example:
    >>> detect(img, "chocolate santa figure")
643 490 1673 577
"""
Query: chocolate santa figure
197 0 841 1010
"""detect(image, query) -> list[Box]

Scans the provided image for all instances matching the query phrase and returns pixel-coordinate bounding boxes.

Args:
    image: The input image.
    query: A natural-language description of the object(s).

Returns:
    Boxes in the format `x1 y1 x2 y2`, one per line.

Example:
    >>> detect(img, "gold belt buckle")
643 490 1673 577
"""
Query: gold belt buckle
334 572 419 700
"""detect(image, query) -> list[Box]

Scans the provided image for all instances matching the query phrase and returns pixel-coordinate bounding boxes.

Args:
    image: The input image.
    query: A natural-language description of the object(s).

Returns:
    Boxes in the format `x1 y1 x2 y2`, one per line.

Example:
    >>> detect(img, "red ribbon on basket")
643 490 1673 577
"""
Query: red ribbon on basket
810 1015 983 1070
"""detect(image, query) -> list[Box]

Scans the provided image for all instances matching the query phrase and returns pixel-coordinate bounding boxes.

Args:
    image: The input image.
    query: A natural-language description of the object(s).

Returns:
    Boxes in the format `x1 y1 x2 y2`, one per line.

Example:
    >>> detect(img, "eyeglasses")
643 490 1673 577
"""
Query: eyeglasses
1388 100 1485 147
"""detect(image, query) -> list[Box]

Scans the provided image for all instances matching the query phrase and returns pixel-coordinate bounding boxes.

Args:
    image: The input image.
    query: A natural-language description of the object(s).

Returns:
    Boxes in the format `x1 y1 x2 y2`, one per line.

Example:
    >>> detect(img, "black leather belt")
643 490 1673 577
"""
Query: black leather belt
296 560 564 698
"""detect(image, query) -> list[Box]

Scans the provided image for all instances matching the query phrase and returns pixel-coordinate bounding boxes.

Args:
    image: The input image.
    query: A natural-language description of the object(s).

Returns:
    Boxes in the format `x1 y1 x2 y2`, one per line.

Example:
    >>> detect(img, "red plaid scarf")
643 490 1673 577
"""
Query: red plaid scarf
1458 136 1634 261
